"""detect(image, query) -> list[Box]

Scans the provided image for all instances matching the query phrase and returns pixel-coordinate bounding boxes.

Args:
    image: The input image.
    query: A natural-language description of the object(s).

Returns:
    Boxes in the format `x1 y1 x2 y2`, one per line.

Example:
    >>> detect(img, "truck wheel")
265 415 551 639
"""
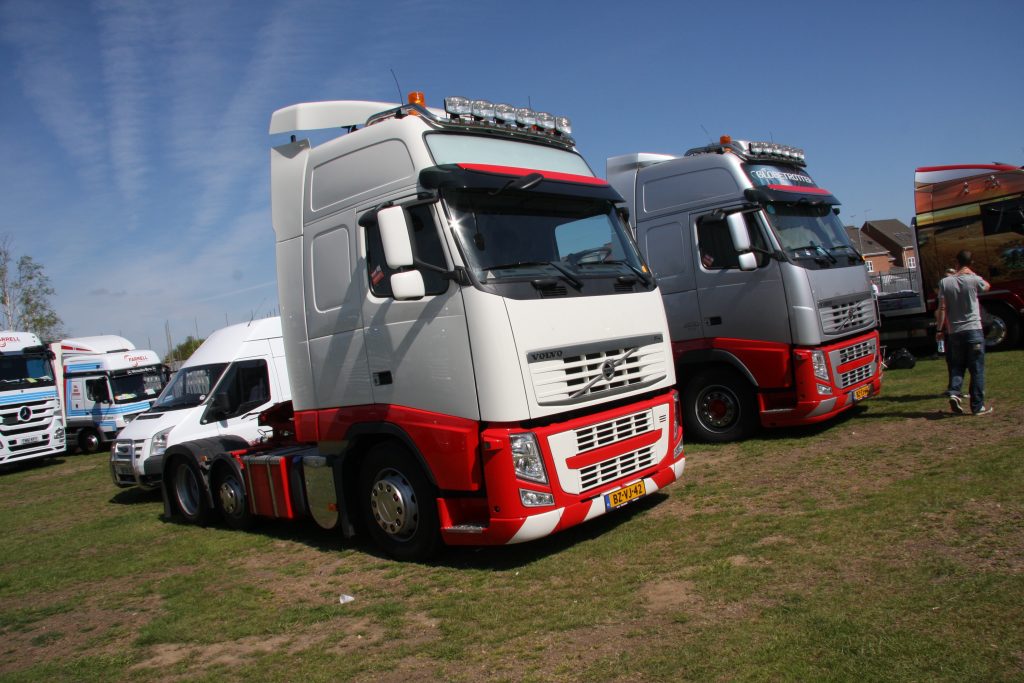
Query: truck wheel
78 429 101 454
168 457 210 525
357 444 440 561
982 303 1020 350
682 367 757 443
214 467 254 530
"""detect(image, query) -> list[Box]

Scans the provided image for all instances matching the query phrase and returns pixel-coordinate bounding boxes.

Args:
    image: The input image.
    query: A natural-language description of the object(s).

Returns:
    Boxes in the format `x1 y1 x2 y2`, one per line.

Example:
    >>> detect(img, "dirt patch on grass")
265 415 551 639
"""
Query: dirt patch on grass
0 593 162 676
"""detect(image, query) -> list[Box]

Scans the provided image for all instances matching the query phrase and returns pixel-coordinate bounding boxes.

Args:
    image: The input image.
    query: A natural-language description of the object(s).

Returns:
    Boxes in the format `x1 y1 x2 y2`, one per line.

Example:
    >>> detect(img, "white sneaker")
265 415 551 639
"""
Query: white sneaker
948 395 965 415
974 406 993 416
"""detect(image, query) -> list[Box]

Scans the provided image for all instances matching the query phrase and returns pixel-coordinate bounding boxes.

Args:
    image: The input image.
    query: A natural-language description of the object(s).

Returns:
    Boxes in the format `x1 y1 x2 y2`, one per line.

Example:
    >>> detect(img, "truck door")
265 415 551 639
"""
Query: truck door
199 358 274 445
638 218 701 343
692 210 790 344
361 202 476 419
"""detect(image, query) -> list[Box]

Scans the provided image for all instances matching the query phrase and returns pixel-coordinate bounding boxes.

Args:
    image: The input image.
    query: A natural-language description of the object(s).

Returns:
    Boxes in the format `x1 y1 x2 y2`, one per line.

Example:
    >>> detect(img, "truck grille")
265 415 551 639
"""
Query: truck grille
575 411 654 452
839 362 876 389
528 335 667 405
819 294 875 335
0 395 59 452
579 445 657 492
547 404 670 495
837 338 876 364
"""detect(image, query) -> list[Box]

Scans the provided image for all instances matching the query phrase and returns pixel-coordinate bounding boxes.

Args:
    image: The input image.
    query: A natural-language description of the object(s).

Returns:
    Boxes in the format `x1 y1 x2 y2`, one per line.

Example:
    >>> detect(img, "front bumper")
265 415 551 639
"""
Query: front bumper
439 389 685 546
109 439 162 488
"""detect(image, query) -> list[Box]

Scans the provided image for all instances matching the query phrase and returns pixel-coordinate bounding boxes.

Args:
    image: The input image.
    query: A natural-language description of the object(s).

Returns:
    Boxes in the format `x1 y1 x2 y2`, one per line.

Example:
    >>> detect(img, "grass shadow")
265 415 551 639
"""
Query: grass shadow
109 487 163 505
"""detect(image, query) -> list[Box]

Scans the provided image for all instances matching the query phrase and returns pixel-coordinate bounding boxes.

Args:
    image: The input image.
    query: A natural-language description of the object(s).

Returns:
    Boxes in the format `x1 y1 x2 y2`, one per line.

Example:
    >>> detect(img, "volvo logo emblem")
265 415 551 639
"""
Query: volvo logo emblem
601 359 617 381
19 406 32 422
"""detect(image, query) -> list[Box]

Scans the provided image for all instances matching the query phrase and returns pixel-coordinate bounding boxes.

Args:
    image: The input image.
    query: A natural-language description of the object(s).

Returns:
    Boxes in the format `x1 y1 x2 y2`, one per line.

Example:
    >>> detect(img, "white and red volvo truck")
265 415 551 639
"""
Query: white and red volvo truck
160 93 685 560
608 137 883 442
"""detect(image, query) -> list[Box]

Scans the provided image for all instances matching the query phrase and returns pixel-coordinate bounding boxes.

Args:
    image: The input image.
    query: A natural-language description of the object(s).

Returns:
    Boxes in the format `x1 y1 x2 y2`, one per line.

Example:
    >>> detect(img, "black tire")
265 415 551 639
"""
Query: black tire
167 456 211 525
357 443 440 561
78 429 101 454
213 465 254 530
982 303 1020 350
682 366 758 443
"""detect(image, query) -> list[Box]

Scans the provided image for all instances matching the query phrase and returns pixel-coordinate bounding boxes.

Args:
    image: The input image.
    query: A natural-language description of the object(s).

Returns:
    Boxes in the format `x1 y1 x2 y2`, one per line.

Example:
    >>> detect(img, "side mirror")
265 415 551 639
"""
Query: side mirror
726 212 752 252
738 252 758 272
391 271 426 300
378 206 415 269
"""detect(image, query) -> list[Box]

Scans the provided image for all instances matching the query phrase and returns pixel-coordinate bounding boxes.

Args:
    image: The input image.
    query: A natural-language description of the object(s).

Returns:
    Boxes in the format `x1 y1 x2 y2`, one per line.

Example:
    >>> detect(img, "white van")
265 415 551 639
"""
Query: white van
110 317 289 489
61 335 168 453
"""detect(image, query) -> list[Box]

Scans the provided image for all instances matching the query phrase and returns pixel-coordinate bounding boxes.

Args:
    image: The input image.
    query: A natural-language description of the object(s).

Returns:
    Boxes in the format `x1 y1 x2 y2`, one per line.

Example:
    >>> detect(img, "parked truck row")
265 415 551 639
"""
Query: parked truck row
8 92 888 560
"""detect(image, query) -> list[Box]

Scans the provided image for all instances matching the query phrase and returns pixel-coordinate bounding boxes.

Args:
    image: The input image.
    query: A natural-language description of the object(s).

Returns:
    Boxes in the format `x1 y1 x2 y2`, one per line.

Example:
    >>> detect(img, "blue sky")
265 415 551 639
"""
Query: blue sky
1 0 1022 353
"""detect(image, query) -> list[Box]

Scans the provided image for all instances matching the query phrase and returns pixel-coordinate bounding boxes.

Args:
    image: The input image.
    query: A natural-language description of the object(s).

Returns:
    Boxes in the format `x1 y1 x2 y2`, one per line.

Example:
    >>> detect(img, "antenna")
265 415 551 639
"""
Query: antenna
699 124 712 143
390 68 403 101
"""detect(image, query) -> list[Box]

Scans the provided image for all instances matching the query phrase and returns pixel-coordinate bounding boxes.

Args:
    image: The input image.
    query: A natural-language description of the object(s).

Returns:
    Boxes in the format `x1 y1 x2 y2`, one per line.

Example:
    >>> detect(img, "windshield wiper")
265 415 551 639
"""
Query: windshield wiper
485 261 582 288
588 259 654 286
789 244 837 264
828 244 862 259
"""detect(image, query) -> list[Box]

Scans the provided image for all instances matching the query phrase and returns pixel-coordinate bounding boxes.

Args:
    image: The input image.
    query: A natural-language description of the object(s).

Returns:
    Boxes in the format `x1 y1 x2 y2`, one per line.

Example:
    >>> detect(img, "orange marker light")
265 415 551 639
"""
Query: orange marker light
407 91 426 106
720 135 732 145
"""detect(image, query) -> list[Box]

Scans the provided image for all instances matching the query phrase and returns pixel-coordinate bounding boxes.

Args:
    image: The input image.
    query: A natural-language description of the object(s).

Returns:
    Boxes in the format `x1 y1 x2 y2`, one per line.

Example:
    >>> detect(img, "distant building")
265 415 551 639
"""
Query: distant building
862 219 917 269
845 226 893 274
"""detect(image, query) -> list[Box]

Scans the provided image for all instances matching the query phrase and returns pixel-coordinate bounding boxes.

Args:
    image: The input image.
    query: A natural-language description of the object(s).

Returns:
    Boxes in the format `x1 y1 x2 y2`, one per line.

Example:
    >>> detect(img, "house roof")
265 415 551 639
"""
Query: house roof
864 219 915 249
845 226 890 257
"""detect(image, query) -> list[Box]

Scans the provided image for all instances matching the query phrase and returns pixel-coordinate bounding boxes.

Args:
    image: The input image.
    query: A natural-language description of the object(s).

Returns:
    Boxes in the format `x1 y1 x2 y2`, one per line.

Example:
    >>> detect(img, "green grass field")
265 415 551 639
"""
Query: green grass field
1 350 1022 682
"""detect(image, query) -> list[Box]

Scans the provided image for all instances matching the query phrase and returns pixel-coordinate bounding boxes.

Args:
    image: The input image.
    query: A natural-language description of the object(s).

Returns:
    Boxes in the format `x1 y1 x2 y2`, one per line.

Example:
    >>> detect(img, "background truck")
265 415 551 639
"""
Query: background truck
60 335 168 453
159 92 685 561
607 136 882 442
912 164 1024 349
0 330 66 465
110 317 288 489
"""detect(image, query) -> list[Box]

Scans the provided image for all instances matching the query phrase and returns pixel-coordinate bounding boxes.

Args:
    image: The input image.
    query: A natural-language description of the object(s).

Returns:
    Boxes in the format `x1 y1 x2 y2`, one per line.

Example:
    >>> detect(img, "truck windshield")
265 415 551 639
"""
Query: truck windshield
445 191 646 283
151 363 227 411
764 203 861 267
110 368 166 404
0 352 55 390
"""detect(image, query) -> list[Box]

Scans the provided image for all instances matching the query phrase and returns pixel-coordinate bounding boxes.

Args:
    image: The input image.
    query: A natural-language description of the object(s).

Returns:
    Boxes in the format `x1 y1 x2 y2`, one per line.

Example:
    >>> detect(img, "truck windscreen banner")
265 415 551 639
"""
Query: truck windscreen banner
746 164 818 189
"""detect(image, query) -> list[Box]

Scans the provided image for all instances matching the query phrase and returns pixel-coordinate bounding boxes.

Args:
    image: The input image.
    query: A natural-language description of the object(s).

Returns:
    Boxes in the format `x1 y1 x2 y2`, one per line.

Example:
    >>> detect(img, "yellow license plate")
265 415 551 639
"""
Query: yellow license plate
853 384 871 401
604 480 646 510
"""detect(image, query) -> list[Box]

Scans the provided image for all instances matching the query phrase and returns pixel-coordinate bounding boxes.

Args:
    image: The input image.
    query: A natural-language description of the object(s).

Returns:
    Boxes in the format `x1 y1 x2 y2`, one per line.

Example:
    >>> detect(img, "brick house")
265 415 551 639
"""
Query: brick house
862 219 917 269
845 226 893 274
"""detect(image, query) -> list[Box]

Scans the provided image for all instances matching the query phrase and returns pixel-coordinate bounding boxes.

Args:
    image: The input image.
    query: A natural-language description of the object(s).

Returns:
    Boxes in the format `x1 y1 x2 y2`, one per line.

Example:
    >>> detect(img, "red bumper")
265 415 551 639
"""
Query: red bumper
439 389 685 546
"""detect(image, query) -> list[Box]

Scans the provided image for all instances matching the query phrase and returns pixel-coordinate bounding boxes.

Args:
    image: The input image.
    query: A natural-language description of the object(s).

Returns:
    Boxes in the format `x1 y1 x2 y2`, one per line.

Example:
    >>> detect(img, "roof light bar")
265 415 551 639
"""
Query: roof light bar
437 94 574 143
686 137 807 166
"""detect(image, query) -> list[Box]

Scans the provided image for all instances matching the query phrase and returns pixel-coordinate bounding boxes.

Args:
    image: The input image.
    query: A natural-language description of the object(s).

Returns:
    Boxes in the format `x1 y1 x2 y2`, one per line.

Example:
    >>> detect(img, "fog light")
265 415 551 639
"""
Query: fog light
520 489 554 507
817 383 833 395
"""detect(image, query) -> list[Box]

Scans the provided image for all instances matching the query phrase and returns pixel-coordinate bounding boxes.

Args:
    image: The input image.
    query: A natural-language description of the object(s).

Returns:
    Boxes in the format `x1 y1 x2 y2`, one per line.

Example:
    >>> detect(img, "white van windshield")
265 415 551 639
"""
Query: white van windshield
151 363 228 411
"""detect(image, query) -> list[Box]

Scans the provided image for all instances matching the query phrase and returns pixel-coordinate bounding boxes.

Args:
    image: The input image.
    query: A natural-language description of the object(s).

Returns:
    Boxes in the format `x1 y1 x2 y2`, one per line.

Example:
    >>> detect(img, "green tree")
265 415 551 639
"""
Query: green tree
0 235 65 340
165 336 204 364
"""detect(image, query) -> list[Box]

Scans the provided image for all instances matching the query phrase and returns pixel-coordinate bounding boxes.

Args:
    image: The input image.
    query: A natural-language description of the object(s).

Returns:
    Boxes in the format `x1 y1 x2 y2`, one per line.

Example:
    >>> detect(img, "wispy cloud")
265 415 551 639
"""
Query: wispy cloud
0 0 109 188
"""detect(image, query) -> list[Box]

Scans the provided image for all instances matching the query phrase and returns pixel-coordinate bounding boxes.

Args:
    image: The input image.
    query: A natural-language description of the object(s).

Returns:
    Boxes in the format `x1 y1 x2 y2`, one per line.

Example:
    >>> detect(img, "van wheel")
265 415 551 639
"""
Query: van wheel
168 457 210 525
214 467 254 530
682 367 757 443
357 444 440 561
78 429 101 454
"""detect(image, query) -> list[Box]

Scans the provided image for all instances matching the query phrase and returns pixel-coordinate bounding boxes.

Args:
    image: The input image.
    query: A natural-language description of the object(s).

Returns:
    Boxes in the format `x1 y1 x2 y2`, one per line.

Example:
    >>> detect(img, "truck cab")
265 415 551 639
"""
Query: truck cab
0 331 66 465
60 335 168 453
110 318 289 489
608 137 882 441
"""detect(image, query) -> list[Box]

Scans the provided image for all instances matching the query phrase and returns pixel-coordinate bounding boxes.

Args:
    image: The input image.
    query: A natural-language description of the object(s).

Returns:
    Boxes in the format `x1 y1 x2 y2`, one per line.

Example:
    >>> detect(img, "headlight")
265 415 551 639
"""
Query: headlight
510 433 547 484
811 350 830 381
151 427 173 457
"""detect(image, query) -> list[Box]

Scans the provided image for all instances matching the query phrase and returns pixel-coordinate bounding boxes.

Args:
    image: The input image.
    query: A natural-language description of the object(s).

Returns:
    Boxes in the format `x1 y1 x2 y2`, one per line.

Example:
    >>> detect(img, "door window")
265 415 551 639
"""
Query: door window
365 204 448 297
696 212 768 270
209 359 271 420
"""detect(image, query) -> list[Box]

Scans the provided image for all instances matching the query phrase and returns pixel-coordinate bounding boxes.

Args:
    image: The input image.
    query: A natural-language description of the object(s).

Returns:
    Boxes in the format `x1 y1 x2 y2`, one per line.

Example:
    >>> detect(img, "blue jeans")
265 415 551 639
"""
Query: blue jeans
946 329 986 413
